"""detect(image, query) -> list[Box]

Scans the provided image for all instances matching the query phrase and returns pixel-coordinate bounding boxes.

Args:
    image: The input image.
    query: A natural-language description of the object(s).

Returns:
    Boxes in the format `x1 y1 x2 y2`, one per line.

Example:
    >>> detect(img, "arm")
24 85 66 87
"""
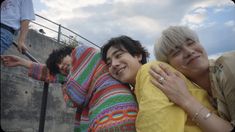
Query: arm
149 63 233 132
28 62 66 83
215 51 235 126
17 20 30 53
1 55 66 83
17 0 35 53
1 55 32 68
135 62 187 132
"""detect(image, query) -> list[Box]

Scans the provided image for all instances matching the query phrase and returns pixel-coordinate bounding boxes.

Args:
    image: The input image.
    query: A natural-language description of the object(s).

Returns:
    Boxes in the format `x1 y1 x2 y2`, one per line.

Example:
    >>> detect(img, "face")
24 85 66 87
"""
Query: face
106 46 142 85
167 39 209 79
57 55 72 75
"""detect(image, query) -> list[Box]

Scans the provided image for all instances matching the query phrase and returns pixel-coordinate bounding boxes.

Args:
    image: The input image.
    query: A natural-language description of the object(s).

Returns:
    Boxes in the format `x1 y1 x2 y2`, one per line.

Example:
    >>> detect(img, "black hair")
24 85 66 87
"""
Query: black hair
101 35 149 64
46 46 75 75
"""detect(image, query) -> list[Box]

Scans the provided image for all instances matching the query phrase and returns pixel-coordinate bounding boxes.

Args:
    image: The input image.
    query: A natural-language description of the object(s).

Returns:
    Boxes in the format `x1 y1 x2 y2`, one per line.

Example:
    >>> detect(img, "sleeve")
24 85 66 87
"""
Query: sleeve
216 51 235 126
20 0 35 20
135 62 187 132
28 62 66 83
61 84 78 108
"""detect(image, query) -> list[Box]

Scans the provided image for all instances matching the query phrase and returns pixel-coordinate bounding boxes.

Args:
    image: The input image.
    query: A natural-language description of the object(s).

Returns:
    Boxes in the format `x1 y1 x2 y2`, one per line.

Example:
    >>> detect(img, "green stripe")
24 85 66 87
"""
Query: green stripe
90 95 136 120
74 124 89 132
76 53 100 84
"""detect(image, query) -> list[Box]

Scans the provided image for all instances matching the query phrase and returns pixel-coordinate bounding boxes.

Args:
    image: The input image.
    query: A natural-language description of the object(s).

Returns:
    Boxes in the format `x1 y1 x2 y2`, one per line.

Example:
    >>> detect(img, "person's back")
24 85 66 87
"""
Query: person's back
66 46 138 131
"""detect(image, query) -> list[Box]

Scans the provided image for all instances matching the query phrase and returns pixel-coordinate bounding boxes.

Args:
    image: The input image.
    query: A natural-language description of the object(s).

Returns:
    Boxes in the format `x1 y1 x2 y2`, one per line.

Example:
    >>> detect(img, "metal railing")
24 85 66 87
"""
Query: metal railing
32 14 100 48
13 42 49 132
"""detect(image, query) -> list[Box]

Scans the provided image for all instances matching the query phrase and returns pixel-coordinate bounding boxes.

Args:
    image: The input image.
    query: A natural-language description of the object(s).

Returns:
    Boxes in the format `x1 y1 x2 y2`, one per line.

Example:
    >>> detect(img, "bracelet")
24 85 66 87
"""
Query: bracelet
192 106 204 122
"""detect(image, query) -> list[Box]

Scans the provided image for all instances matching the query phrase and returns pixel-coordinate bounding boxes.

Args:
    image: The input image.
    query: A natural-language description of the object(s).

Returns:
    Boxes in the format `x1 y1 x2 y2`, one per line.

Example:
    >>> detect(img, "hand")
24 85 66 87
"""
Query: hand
17 39 28 53
1 55 24 67
149 63 192 108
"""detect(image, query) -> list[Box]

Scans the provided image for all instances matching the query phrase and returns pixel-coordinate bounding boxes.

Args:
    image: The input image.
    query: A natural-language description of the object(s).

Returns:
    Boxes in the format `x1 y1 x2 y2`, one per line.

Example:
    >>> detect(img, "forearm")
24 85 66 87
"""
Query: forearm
20 58 32 68
182 97 233 132
28 63 66 83
18 20 30 43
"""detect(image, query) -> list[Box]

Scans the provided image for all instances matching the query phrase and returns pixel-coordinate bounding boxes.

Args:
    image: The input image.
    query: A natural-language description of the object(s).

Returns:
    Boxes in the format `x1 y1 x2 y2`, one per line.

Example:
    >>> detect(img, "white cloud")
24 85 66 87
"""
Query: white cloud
33 0 235 56
225 20 235 32
182 13 206 24
191 0 232 9
225 20 235 26
213 8 224 13
208 52 223 59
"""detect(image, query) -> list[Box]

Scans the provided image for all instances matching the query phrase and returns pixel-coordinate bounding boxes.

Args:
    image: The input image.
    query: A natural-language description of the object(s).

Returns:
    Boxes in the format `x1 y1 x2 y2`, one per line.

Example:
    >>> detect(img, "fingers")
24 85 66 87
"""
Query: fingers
159 63 173 76
149 65 168 86
1 55 19 66
175 71 182 78
17 43 28 53
18 46 27 53
150 65 167 80
150 78 163 89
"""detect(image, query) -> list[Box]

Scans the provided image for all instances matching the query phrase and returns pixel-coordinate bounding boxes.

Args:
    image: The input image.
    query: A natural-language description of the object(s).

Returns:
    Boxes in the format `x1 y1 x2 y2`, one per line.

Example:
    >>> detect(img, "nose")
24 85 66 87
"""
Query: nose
58 63 65 70
110 58 120 68
58 64 62 69
182 46 194 58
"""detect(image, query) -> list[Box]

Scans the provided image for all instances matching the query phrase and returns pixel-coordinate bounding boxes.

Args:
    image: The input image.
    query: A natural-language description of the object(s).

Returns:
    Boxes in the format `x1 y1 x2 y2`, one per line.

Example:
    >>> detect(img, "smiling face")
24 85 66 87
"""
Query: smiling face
106 46 142 86
167 39 209 79
57 55 72 75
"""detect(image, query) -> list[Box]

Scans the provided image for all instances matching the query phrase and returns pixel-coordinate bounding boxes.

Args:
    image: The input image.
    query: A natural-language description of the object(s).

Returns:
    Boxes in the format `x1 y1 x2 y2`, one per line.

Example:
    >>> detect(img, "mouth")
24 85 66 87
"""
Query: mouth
187 55 200 65
61 65 71 74
115 66 125 76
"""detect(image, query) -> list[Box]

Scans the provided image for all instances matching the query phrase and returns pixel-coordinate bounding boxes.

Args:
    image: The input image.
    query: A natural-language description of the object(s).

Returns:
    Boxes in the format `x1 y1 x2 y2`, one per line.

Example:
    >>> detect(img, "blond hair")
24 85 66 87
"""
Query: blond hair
154 26 200 62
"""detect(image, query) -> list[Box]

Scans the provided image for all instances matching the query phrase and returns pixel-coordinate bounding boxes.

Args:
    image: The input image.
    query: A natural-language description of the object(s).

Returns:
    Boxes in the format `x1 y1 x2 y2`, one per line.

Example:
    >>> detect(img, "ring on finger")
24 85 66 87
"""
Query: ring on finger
159 76 165 84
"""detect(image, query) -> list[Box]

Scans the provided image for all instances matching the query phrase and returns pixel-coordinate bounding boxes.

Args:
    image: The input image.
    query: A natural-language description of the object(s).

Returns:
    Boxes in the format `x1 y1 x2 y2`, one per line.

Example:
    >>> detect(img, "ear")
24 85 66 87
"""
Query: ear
136 54 142 62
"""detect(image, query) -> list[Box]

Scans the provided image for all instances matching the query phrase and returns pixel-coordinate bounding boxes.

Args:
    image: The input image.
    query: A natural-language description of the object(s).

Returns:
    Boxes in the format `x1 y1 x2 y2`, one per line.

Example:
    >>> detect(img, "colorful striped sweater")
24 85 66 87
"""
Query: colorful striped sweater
28 45 138 132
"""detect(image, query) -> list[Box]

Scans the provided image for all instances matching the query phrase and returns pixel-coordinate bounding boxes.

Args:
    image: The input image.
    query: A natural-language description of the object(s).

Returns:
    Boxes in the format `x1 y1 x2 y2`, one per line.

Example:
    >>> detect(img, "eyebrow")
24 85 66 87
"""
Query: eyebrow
106 49 123 62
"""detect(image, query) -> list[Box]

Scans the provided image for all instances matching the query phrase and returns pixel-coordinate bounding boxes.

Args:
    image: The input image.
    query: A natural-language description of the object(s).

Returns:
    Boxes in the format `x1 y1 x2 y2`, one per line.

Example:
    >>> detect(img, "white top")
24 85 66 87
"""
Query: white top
1 0 35 30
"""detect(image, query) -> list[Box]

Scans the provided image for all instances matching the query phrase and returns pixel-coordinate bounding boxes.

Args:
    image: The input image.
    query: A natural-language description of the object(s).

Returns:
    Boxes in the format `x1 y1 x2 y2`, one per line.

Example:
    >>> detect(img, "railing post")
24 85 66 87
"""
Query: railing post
13 42 49 132
38 83 49 132
57 24 61 43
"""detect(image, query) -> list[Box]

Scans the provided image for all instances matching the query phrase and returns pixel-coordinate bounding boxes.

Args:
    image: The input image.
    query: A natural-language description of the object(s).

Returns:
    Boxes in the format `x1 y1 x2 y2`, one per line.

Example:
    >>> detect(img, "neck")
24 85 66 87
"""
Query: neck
190 70 211 95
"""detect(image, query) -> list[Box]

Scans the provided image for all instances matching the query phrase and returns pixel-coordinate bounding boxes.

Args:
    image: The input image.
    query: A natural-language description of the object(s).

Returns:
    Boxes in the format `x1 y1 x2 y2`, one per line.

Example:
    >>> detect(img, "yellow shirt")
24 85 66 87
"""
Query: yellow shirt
135 61 216 132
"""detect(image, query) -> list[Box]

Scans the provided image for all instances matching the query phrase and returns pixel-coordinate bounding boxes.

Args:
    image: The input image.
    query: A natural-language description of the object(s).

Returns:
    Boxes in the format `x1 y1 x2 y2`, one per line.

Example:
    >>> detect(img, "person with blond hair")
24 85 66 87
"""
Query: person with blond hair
150 25 235 131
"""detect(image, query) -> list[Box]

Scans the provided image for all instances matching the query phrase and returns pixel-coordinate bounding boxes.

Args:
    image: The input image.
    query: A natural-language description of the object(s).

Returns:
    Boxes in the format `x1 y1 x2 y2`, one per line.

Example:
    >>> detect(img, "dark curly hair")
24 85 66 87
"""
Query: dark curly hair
101 35 149 64
46 46 75 75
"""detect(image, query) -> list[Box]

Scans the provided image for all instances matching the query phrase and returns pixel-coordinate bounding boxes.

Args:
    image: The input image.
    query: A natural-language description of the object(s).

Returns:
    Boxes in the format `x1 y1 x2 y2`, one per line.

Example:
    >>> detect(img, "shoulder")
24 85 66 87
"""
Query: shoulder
216 51 235 64
214 51 235 71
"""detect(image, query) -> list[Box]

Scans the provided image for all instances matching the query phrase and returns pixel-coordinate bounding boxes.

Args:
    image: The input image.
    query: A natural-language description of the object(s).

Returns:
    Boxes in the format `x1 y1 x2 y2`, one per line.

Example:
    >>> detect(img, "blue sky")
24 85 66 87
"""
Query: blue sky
32 0 235 60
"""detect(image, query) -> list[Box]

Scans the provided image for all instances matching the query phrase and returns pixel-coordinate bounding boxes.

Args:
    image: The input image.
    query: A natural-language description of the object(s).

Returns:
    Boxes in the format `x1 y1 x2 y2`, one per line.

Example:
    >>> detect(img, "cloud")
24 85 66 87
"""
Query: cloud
224 20 235 32
208 52 223 59
33 0 235 56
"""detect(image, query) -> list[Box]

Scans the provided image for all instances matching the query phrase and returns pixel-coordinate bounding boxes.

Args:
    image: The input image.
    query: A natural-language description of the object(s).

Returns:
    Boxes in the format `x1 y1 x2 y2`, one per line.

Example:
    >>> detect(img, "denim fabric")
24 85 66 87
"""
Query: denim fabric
0 28 14 54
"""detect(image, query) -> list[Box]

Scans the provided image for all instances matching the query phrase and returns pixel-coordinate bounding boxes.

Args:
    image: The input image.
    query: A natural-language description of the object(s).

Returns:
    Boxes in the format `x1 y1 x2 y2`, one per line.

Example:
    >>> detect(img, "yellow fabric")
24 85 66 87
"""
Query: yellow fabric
135 61 216 132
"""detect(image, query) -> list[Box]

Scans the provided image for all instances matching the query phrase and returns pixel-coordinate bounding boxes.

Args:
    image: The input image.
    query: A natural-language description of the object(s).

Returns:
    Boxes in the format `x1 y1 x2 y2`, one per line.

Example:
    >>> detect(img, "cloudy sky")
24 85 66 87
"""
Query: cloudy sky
32 0 235 60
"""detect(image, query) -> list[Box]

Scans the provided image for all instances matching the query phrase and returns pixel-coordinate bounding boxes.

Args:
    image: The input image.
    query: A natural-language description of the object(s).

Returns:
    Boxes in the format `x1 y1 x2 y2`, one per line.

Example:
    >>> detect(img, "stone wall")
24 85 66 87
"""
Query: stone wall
1 30 75 132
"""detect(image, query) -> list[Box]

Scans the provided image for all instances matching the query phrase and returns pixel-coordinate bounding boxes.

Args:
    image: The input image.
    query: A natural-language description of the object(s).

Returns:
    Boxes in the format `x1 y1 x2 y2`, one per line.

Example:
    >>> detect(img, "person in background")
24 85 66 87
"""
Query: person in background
1 45 138 131
1 0 35 54
151 26 234 131
101 35 232 132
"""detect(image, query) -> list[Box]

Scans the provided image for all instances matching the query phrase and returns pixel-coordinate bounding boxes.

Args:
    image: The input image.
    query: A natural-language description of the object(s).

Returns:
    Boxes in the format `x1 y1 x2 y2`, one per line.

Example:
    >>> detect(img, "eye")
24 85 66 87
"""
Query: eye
106 62 111 67
172 49 180 57
169 47 181 57
115 52 122 58
186 39 195 46
106 59 111 67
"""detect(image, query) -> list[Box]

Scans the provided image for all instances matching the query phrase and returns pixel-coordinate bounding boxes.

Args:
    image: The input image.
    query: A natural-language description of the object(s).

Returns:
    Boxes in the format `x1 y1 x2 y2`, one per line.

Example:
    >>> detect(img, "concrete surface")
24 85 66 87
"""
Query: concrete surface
1 30 76 132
